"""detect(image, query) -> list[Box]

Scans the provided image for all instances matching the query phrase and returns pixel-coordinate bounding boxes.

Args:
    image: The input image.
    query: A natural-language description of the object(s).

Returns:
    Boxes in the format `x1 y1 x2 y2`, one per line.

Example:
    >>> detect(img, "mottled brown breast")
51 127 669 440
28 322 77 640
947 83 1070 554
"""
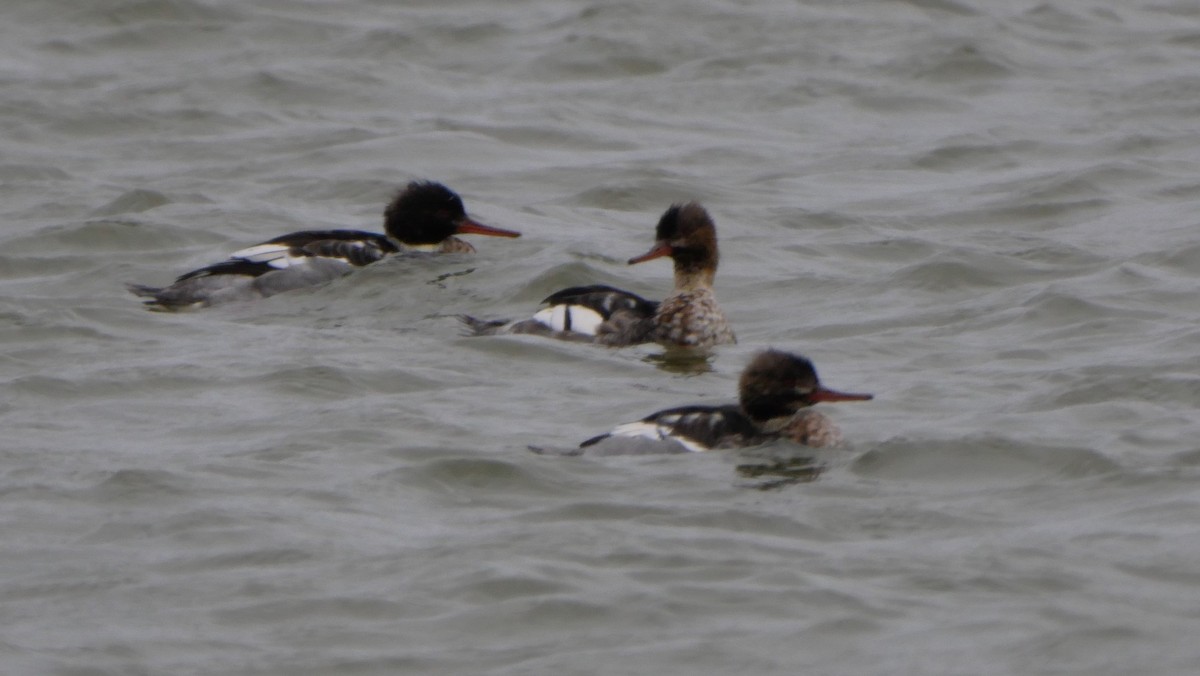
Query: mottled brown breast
652 288 736 348
436 236 477 254
780 410 844 449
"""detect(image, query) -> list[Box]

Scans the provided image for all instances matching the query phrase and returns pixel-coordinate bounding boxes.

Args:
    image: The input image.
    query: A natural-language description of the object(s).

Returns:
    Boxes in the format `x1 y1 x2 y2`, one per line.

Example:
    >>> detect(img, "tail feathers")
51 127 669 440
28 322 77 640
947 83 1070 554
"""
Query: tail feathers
527 444 585 457
579 433 610 448
457 314 512 336
125 282 197 310
125 283 163 298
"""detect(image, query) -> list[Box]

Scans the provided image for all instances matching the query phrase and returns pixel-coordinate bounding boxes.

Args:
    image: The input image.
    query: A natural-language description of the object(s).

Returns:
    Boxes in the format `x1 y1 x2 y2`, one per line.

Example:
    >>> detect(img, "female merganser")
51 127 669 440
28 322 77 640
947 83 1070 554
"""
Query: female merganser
128 181 520 309
577 350 872 455
462 202 735 348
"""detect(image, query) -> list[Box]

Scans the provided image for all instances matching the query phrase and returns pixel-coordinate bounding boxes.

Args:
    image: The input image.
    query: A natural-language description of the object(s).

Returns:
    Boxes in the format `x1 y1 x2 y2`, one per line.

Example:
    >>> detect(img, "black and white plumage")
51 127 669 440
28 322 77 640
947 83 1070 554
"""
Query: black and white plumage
577 350 873 455
459 284 659 344
461 202 735 348
128 181 520 310
580 405 767 454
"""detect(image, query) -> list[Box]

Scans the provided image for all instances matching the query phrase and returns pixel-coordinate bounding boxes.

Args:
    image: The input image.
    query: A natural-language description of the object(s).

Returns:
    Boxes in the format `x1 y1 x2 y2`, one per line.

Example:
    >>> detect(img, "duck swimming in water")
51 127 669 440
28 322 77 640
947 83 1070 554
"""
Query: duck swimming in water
128 181 520 310
462 202 735 349
576 350 872 455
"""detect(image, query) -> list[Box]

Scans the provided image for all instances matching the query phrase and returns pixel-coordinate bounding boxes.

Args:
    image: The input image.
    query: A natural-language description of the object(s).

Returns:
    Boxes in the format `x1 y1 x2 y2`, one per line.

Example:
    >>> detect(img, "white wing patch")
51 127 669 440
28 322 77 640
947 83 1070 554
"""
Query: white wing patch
228 244 303 269
532 304 605 335
229 240 368 270
609 421 708 453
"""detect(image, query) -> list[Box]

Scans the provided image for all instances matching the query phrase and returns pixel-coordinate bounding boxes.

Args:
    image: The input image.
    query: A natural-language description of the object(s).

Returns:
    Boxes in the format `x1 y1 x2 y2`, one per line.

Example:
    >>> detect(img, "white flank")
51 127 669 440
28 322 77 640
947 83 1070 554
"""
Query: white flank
609 421 707 453
532 304 605 335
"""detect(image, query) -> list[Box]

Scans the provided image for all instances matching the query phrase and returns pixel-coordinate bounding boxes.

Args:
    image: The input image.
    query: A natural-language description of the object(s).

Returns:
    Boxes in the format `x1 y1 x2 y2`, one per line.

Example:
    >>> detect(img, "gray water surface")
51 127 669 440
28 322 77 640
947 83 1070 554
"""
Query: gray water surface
3 1 1200 674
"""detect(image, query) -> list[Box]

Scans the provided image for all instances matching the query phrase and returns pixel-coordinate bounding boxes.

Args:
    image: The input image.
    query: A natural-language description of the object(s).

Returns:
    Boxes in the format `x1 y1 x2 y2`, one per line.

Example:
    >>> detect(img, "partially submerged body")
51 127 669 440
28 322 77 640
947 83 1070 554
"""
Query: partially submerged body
129 181 519 310
575 350 872 455
461 203 735 349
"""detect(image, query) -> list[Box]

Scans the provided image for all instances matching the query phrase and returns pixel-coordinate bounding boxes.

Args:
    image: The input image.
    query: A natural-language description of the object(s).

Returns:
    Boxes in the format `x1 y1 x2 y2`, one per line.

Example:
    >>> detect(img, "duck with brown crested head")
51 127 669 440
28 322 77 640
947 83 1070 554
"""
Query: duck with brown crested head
575 350 872 455
128 181 520 310
462 202 735 349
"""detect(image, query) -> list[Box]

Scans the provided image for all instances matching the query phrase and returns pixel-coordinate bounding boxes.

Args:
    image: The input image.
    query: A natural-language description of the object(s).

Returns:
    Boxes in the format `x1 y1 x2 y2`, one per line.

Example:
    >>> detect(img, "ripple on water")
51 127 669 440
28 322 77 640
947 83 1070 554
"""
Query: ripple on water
1143 241 1200 274
567 179 702 212
852 435 1120 487
91 189 172 216
911 140 1031 172
432 118 635 153
87 468 190 502
1033 366 1200 409
1017 288 1116 328
517 500 686 526
820 235 938 263
1168 447 1200 468
8 355 225 392
151 548 314 574
450 569 577 605
891 257 1006 291
397 456 573 504
257 365 380 400
888 42 1014 84
213 596 410 626
526 36 669 80
2 217 223 258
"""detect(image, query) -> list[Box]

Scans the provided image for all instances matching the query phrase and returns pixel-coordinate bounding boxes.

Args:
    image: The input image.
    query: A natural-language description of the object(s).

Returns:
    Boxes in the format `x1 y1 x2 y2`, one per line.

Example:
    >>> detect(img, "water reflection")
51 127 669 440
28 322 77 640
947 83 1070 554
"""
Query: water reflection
642 348 715 375
732 449 826 490
427 266 476 288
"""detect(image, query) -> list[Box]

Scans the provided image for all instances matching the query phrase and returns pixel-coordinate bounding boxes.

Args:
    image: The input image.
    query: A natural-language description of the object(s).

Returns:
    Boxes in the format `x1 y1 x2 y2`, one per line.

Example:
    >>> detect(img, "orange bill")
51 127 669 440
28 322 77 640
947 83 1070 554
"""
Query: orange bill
810 387 874 403
456 218 521 238
628 242 672 265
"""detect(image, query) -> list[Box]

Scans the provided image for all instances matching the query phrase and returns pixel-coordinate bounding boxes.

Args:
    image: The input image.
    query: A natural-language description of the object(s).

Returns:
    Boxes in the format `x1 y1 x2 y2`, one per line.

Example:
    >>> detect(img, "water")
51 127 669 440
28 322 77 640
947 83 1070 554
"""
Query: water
2 0 1200 673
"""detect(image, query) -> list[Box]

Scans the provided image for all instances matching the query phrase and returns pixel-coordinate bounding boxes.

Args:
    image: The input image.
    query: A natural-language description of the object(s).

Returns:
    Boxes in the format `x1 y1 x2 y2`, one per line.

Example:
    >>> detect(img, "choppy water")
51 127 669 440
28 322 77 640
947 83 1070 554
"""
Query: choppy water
3 0 1200 674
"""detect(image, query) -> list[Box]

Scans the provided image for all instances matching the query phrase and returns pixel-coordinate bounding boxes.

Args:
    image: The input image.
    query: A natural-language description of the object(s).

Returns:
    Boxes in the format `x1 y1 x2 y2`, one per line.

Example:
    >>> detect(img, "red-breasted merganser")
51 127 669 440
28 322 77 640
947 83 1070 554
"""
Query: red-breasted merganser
462 202 735 348
577 350 872 454
128 181 520 310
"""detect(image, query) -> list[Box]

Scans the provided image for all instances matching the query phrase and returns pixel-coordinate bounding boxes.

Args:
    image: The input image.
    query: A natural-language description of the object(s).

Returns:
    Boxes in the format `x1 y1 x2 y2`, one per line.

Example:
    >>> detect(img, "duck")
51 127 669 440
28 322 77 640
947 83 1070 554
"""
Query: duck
576 350 872 455
461 202 735 348
128 181 520 309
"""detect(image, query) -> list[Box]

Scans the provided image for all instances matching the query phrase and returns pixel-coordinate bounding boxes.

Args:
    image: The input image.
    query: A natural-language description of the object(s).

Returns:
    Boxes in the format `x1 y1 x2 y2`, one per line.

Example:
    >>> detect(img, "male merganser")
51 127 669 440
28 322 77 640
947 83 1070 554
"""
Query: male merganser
577 350 872 454
461 202 735 348
128 181 520 309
